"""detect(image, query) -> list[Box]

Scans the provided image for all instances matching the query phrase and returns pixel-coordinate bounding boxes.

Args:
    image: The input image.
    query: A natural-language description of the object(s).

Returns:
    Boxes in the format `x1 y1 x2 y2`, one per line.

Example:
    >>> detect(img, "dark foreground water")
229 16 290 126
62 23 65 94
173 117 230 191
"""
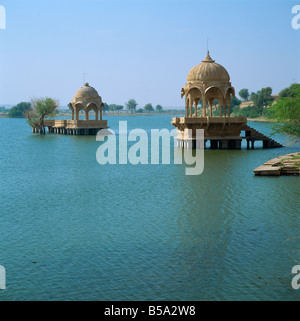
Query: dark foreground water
0 115 299 301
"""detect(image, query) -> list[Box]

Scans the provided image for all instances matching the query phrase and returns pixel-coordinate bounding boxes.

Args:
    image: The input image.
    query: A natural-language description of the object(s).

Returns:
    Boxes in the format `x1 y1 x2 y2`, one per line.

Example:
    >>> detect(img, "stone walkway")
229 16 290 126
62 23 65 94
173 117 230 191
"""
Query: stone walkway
253 152 300 176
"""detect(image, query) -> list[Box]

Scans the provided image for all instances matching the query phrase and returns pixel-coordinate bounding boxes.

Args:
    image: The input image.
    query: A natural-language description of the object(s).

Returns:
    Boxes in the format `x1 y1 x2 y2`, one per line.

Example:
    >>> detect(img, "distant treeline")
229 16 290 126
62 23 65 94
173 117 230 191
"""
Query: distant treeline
230 84 300 118
5 84 299 120
4 99 170 117
103 99 164 114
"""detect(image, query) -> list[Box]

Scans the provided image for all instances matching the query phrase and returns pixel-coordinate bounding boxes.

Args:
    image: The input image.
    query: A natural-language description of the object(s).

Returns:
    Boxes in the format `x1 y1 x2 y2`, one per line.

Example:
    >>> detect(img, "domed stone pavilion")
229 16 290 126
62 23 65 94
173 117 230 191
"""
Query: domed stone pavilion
44 83 108 135
69 83 104 121
172 51 283 149
183 50 236 118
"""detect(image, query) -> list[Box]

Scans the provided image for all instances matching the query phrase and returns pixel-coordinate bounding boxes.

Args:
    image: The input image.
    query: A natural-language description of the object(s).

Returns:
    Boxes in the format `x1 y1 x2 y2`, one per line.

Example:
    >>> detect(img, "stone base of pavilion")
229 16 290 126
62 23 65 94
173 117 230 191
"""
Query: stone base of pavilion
40 119 108 135
171 116 283 150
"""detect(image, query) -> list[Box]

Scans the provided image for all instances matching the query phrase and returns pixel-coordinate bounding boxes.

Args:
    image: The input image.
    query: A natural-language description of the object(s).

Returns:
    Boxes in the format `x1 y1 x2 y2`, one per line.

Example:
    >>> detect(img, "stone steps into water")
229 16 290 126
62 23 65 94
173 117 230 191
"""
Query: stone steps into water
242 125 284 148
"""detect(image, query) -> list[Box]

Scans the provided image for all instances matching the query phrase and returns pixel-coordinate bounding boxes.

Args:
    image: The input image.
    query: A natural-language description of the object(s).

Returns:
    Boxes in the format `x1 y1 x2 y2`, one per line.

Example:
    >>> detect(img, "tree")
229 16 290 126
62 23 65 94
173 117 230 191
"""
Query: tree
144 103 154 114
108 104 123 114
231 96 242 107
113 104 124 114
267 84 300 141
252 87 274 115
279 83 300 98
155 104 163 113
108 104 116 114
8 102 31 118
26 97 58 134
250 92 257 101
239 89 250 101
103 102 109 113
126 99 138 114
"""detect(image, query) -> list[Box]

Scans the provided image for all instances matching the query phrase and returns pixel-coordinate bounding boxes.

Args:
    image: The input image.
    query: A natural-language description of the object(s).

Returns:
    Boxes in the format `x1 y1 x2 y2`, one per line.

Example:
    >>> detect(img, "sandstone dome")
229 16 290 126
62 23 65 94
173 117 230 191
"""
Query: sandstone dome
70 83 103 109
187 51 230 83
73 83 101 100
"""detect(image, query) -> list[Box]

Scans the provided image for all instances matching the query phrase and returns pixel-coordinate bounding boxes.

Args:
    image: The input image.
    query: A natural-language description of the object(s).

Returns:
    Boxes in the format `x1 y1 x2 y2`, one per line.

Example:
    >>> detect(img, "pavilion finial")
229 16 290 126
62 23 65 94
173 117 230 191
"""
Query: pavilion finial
202 50 215 63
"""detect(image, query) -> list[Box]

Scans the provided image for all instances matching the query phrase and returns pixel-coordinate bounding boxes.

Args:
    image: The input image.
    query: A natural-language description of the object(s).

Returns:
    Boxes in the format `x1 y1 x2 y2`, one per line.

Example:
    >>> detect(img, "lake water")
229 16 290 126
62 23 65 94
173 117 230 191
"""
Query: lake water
0 115 299 301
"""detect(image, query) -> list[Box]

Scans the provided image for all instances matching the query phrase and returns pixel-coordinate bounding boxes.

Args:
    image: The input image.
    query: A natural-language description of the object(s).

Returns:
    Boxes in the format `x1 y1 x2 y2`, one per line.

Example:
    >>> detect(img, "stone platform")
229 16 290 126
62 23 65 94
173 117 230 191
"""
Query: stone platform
35 119 108 135
253 153 300 176
172 116 245 149
171 116 283 150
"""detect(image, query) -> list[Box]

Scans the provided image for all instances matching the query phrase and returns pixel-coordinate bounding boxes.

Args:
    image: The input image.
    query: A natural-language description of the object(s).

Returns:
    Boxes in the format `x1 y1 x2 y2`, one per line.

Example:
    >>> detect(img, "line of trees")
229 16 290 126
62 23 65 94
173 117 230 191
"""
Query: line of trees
6 84 299 141
103 99 164 114
236 84 300 141
233 87 274 118
7 98 165 118
103 103 124 114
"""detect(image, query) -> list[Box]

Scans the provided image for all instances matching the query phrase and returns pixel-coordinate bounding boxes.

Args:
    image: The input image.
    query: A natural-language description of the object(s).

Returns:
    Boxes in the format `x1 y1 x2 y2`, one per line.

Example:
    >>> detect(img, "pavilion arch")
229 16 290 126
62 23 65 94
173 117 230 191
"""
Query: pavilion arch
74 102 85 120
86 102 99 120
204 86 226 116
181 88 185 99
184 87 205 117
68 103 75 120
187 86 204 101
204 86 225 101
224 87 236 116
226 87 235 98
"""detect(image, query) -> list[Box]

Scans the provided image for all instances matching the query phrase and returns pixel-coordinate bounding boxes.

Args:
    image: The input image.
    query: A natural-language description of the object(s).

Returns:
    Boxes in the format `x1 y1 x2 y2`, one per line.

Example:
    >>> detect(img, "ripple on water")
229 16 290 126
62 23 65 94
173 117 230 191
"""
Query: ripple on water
0 116 299 300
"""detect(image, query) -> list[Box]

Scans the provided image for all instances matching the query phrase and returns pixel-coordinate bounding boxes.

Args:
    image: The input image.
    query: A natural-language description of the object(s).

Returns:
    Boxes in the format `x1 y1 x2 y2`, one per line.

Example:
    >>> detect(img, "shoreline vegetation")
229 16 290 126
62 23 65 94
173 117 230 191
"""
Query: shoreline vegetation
0 109 289 123
0 109 276 122
0 109 185 118
1 83 299 131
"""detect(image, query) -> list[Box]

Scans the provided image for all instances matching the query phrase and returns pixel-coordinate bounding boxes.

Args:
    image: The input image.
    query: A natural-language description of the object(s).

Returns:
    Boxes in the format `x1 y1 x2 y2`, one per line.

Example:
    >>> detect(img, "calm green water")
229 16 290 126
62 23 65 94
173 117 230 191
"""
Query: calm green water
0 115 299 301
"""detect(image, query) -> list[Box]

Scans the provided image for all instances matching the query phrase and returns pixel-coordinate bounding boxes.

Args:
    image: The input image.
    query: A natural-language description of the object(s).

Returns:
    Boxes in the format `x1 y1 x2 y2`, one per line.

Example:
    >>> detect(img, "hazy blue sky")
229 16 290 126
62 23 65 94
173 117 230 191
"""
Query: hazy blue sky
0 0 299 108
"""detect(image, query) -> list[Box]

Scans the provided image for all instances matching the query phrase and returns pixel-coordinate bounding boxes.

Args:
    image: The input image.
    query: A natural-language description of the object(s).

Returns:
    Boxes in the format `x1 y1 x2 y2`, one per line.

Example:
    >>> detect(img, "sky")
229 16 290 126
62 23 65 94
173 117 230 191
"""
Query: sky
0 0 299 108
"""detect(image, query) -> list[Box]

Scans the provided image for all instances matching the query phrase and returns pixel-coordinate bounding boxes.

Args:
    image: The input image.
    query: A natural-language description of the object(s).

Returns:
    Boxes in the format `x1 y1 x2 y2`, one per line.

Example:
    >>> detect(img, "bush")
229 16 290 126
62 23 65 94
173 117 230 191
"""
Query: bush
7 102 31 118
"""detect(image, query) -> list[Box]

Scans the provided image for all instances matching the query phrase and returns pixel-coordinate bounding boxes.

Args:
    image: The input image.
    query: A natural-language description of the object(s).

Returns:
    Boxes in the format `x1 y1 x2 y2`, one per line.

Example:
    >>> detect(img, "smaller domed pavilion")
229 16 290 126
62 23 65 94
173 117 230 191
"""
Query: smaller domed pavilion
44 83 108 135
69 83 104 121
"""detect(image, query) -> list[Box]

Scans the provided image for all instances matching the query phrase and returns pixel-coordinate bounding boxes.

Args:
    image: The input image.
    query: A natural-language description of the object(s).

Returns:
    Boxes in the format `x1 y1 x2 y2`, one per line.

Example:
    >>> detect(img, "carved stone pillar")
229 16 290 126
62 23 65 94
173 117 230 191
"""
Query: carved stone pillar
185 97 189 117
194 98 199 118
